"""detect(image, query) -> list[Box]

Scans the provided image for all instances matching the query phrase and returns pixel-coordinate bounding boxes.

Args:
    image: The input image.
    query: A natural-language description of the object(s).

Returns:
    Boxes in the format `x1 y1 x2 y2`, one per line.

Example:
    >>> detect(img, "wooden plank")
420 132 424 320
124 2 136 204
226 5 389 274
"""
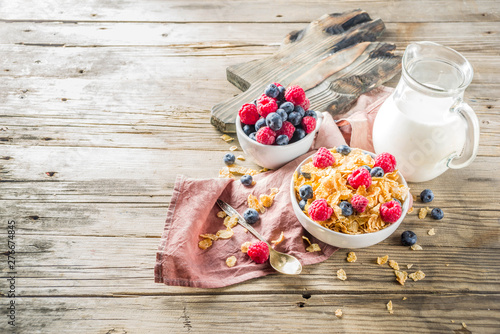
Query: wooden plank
1 0 499 23
5 294 499 333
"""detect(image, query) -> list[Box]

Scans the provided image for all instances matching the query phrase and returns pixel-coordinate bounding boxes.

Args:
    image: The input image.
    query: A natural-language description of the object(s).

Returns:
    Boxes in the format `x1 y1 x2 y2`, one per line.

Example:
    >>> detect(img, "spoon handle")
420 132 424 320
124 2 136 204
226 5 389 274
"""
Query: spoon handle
216 199 270 246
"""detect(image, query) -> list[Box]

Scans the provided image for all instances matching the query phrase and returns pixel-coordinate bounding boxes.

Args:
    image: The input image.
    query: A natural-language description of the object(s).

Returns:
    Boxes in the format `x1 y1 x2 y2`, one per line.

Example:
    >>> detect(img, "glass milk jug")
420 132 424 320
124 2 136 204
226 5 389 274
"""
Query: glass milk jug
372 42 479 182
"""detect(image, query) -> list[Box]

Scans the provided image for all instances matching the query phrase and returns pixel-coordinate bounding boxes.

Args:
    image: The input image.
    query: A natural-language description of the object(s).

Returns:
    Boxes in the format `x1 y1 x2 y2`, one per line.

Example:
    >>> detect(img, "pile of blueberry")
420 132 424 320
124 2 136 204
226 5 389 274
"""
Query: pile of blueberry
238 82 318 146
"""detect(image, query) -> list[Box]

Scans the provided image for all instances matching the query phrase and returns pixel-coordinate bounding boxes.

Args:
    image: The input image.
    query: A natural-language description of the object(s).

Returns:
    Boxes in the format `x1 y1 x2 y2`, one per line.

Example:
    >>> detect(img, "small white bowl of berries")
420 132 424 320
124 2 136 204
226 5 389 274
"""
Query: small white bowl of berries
236 82 323 170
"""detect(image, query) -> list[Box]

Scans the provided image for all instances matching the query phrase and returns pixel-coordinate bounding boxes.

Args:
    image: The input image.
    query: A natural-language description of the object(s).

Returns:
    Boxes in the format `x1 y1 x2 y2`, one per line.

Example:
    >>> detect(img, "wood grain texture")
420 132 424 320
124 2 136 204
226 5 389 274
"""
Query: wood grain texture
0 0 499 333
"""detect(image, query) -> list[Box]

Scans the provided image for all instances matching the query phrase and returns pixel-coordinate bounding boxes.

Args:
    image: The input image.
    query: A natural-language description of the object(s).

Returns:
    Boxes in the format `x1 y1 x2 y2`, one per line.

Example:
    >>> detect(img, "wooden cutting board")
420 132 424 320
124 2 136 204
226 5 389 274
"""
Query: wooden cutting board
211 9 401 133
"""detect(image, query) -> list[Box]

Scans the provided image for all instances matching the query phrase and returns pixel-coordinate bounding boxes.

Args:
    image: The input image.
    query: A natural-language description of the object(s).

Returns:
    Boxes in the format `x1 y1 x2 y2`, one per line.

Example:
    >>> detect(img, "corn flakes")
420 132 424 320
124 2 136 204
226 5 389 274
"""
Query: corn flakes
198 238 212 250
199 233 218 241
229 146 237 151
306 243 321 252
407 264 413 269
217 211 227 218
335 309 343 318
394 270 408 285
346 252 357 263
216 228 234 239
409 270 426 281
418 208 428 219
223 215 238 229
428 228 435 236
387 300 394 314
248 194 265 213
220 134 234 142
226 256 237 267
302 236 312 245
389 260 399 270
337 269 347 281
229 165 259 176
377 255 389 265
271 232 285 246
411 244 423 251
237 155 246 161
218 166 235 179
241 241 252 253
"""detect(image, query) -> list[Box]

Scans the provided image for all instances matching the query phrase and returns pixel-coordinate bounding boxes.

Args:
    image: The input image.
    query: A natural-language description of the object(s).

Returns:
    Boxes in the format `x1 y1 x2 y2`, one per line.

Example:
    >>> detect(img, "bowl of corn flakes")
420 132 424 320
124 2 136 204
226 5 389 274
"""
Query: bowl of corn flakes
290 147 410 248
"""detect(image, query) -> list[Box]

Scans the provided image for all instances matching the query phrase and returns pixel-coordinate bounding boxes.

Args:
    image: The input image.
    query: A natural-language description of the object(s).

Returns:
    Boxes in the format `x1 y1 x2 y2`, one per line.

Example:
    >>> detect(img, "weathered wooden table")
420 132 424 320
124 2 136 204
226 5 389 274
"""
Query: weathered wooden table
1 1 499 333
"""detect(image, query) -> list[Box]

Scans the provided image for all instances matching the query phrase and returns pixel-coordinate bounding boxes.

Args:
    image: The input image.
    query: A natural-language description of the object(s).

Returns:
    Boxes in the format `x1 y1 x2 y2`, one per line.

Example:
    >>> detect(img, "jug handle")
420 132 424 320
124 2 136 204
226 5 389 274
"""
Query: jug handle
447 101 480 169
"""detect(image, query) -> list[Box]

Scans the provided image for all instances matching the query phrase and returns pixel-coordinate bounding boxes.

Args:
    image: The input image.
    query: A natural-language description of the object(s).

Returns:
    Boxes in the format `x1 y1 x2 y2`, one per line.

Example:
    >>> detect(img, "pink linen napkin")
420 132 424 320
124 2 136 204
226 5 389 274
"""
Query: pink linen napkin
155 86 393 288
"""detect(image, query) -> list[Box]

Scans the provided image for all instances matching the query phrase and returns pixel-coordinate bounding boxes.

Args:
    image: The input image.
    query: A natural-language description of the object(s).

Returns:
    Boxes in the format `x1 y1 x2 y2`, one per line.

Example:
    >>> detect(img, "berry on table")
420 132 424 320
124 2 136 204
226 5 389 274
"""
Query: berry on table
347 167 372 189
223 153 235 165
265 83 279 99
299 184 313 200
254 118 266 132
401 231 417 246
288 111 302 126
351 194 368 213
266 112 283 131
336 145 351 155
276 108 288 122
380 200 402 223
285 85 306 105
247 241 269 264
238 103 260 125
420 189 434 203
257 94 278 118
280 101 294 113
240 174 253 187
255 127 276 145
243 124 255 136
308 199 333 221
370 166 385 178
313 147 335 168
276 134 289 145
301 116 316 134
243 208 259 224
276 121 295 140
374 152 397 173
291 128 306 142
339 201 353 216
430 208 444 220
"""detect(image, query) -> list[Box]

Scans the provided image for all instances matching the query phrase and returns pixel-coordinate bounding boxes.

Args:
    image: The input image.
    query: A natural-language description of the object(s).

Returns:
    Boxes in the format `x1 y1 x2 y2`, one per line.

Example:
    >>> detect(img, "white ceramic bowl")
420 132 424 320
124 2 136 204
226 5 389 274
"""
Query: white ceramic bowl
290 150 410 249
236 113 323 170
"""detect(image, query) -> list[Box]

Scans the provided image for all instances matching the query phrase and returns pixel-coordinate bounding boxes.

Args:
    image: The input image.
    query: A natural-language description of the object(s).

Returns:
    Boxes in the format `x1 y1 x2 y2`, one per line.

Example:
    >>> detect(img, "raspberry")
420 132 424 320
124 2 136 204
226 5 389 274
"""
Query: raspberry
351 194 368 213
308 199 333 221
301 116 316 134
256 126 276 145
347 167 372 189
276 121 295 140
285 85 306 105
257 94 278 118
374 152 397 173
238 103 260 125
380 200 402 223
300 98 310 111
247 241 270 264
312 147 335 168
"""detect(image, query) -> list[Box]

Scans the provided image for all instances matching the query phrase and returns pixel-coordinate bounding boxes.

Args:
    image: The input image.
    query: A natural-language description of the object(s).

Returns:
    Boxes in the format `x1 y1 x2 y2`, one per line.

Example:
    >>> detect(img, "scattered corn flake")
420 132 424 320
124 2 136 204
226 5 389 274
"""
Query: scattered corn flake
388 260 399 270
411 244 423 251
241 241 252 253
221 134 234 142
335 309 343 318
407 264 413 269
462 322 467 328
260 194 274 208
377 255 389 265
237 155 245 161
408 207 414 214
248 194 265 213
271 231 285 246
198 238 213 250
346 252 357 263
418 207 428 219
216 228 234 239
229 165 259 176
412 194 417 201
394 270 408 285
199 233 218 241
251 180 256 186
306 243 321 252
428 228 435 236
229 146 237 151
243 228 248 233
337 269 347 281
402 297 407 301
446 264 450 267
451 320 455 323
409 270 426 282
386 300 394 314
218 166 235 179
302 236 312 245
226 256 237 267
223 215 239 228
259 168 269 173
217 211 227 218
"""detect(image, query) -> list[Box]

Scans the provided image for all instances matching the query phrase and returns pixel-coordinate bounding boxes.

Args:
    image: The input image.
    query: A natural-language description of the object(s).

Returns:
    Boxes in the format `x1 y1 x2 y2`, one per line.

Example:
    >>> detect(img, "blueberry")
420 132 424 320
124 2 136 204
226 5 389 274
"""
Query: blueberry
249 132 257 141
294 105 305 117
339 201 353 216
420 189 434 203
276 134 289 145
276 108 288 122
336 145 351 155
299 185 313 200
243 208 259 224
370 166 384 178
280 102 294 113
265 83 279 98
361 165 372 172
430 208 444 220
243 124 255 136
278 86 286 101
240 175 253 187
266 112 283 131
300 167 311 179
288 111 302 126
291 128 306 142
305 110 317 119
299 199 307 211
401 230 417 246
255 118 266 131
223 153 235 165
